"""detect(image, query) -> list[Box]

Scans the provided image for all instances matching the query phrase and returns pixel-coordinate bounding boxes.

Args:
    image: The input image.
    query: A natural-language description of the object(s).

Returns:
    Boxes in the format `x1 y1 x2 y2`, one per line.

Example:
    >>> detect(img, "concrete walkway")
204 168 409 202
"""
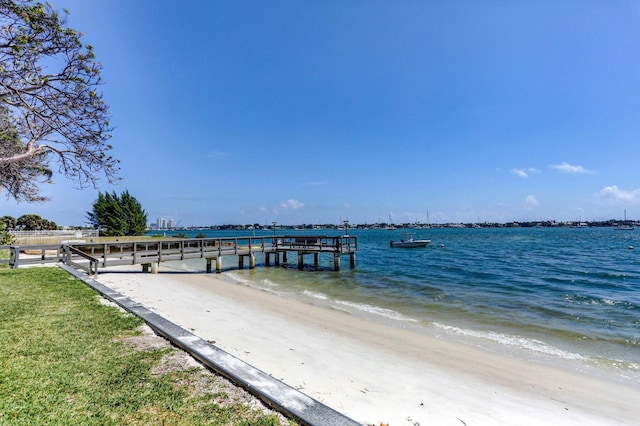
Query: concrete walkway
60 265 362 426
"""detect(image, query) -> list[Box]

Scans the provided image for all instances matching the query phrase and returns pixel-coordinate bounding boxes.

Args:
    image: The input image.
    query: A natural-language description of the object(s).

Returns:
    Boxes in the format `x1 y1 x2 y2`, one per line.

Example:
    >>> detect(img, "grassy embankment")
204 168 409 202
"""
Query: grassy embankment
0 267 294 425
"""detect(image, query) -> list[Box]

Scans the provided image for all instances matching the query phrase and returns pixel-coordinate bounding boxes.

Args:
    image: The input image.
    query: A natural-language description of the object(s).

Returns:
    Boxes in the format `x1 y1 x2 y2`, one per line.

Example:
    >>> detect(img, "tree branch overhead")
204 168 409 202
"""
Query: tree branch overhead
0 0 119 202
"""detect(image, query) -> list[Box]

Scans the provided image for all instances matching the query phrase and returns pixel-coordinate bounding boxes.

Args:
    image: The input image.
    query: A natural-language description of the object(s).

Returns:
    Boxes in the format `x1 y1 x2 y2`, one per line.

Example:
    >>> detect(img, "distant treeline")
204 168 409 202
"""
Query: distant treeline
0 214 58 231
158 219 635 232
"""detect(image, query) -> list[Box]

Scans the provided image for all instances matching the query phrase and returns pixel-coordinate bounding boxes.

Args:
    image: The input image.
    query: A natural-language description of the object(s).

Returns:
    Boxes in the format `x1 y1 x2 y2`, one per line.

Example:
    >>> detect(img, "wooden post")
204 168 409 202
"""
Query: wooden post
151 262 159 274
132 242 137 264
314 253 319 267
274 252 280 266
282 251 288 263
350 253 356 268
216 256 223 273
249 253 255 269
238 256 244 269
10 246 19 269
265 253 271 266
206 258 212 273
334 254 340 271
298 253 304 270
142 263 150 273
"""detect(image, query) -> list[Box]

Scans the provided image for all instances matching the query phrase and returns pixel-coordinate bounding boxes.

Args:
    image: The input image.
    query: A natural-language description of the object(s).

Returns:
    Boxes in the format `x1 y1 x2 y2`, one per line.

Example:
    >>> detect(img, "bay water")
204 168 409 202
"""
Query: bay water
154 227 640 383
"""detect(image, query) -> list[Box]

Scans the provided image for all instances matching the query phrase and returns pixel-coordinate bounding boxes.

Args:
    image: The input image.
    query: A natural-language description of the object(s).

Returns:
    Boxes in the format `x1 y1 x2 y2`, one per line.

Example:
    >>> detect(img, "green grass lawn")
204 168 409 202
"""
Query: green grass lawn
0 248 9 269
0 267 293 426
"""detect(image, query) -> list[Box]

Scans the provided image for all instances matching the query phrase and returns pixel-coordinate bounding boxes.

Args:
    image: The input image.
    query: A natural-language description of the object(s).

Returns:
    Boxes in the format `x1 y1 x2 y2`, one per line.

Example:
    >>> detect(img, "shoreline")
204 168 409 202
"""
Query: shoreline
95 264 640 425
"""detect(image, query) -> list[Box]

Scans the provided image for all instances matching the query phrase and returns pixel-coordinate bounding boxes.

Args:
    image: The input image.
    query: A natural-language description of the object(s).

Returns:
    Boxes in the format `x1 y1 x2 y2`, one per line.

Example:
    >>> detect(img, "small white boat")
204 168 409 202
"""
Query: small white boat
390 233 431 248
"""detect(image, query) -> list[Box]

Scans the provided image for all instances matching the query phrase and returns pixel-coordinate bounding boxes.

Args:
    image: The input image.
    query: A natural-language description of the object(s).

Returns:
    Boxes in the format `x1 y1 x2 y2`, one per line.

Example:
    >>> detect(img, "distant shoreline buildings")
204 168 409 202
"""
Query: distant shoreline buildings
146 218 637 232
151 217 175 230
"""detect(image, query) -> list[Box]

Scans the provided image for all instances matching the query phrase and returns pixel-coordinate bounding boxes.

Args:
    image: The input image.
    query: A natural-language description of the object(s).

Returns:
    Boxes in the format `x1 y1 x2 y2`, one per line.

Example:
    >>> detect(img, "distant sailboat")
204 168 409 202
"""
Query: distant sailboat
385 213 396 230
615 210 634 231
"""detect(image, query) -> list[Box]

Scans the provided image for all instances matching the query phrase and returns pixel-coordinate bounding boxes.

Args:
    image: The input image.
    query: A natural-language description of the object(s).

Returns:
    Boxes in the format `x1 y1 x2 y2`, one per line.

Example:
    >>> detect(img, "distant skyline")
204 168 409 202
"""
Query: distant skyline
3 1 640 226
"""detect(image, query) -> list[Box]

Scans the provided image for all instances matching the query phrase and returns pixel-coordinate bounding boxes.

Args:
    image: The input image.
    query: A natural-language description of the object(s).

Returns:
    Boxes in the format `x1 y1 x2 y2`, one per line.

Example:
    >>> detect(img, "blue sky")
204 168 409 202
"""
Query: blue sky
3 0 640 226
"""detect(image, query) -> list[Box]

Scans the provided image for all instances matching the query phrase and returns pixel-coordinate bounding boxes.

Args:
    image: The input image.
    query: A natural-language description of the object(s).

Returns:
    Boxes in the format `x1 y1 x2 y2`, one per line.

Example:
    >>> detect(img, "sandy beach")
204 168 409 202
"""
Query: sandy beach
95 264 640 426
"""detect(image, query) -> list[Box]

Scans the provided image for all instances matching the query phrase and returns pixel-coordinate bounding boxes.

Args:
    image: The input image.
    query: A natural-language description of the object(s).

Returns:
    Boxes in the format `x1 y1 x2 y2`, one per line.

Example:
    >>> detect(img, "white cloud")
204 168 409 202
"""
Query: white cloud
550 162 591 174
598 185 640 203
525 195 539 207
281 199 304 209
511 168 540 178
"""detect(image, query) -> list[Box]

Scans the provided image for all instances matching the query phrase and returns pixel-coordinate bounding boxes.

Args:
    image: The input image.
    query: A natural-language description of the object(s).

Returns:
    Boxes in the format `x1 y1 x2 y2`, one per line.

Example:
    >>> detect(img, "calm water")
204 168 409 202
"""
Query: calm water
154 227 640 381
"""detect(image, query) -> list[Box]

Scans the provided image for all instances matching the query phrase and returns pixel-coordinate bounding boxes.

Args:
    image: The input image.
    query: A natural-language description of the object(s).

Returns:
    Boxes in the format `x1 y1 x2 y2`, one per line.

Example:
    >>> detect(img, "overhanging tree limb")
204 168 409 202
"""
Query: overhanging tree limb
0 0 119 202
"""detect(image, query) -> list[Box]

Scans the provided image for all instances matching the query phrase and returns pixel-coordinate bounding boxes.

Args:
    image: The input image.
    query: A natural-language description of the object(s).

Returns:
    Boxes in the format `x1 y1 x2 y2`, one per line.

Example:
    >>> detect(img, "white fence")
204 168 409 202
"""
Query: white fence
9 230 99 244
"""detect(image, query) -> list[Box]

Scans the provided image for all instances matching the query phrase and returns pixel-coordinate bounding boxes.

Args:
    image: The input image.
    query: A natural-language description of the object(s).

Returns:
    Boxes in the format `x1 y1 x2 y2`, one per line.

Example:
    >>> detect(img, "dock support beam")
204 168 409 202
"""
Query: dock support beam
350 253 356 268
238 254 256 270
314 253 319 267
142 262 159 273
298 253 304 270
333 254 340 271
265 253 271 266
206 256 231 273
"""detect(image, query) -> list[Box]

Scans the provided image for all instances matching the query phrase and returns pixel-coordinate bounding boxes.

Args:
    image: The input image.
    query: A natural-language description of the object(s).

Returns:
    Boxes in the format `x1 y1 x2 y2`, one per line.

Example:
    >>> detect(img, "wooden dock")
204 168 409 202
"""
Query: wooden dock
4 235 358 276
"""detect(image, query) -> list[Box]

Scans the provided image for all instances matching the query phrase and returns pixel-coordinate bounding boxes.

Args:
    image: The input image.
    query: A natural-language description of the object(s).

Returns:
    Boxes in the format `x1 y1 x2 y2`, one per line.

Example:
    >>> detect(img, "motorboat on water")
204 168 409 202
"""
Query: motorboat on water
390 233 431 248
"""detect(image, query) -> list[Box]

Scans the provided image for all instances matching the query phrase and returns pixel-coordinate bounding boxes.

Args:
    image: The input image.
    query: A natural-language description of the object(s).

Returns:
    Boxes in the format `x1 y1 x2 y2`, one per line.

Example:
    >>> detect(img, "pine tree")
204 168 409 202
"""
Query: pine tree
87 191 147 236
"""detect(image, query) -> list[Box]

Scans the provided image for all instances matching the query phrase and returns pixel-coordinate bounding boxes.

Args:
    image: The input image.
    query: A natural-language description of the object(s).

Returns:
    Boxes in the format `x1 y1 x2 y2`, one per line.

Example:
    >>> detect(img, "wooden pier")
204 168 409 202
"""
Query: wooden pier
4 235 358 276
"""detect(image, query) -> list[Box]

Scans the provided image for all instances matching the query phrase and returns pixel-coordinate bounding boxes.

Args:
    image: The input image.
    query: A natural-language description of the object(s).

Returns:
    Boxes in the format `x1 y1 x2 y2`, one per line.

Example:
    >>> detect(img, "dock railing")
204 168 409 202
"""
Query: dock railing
2 235 358 273
1 244 65 268
276 235 357 253
65 245 100 276
56 237 275 271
